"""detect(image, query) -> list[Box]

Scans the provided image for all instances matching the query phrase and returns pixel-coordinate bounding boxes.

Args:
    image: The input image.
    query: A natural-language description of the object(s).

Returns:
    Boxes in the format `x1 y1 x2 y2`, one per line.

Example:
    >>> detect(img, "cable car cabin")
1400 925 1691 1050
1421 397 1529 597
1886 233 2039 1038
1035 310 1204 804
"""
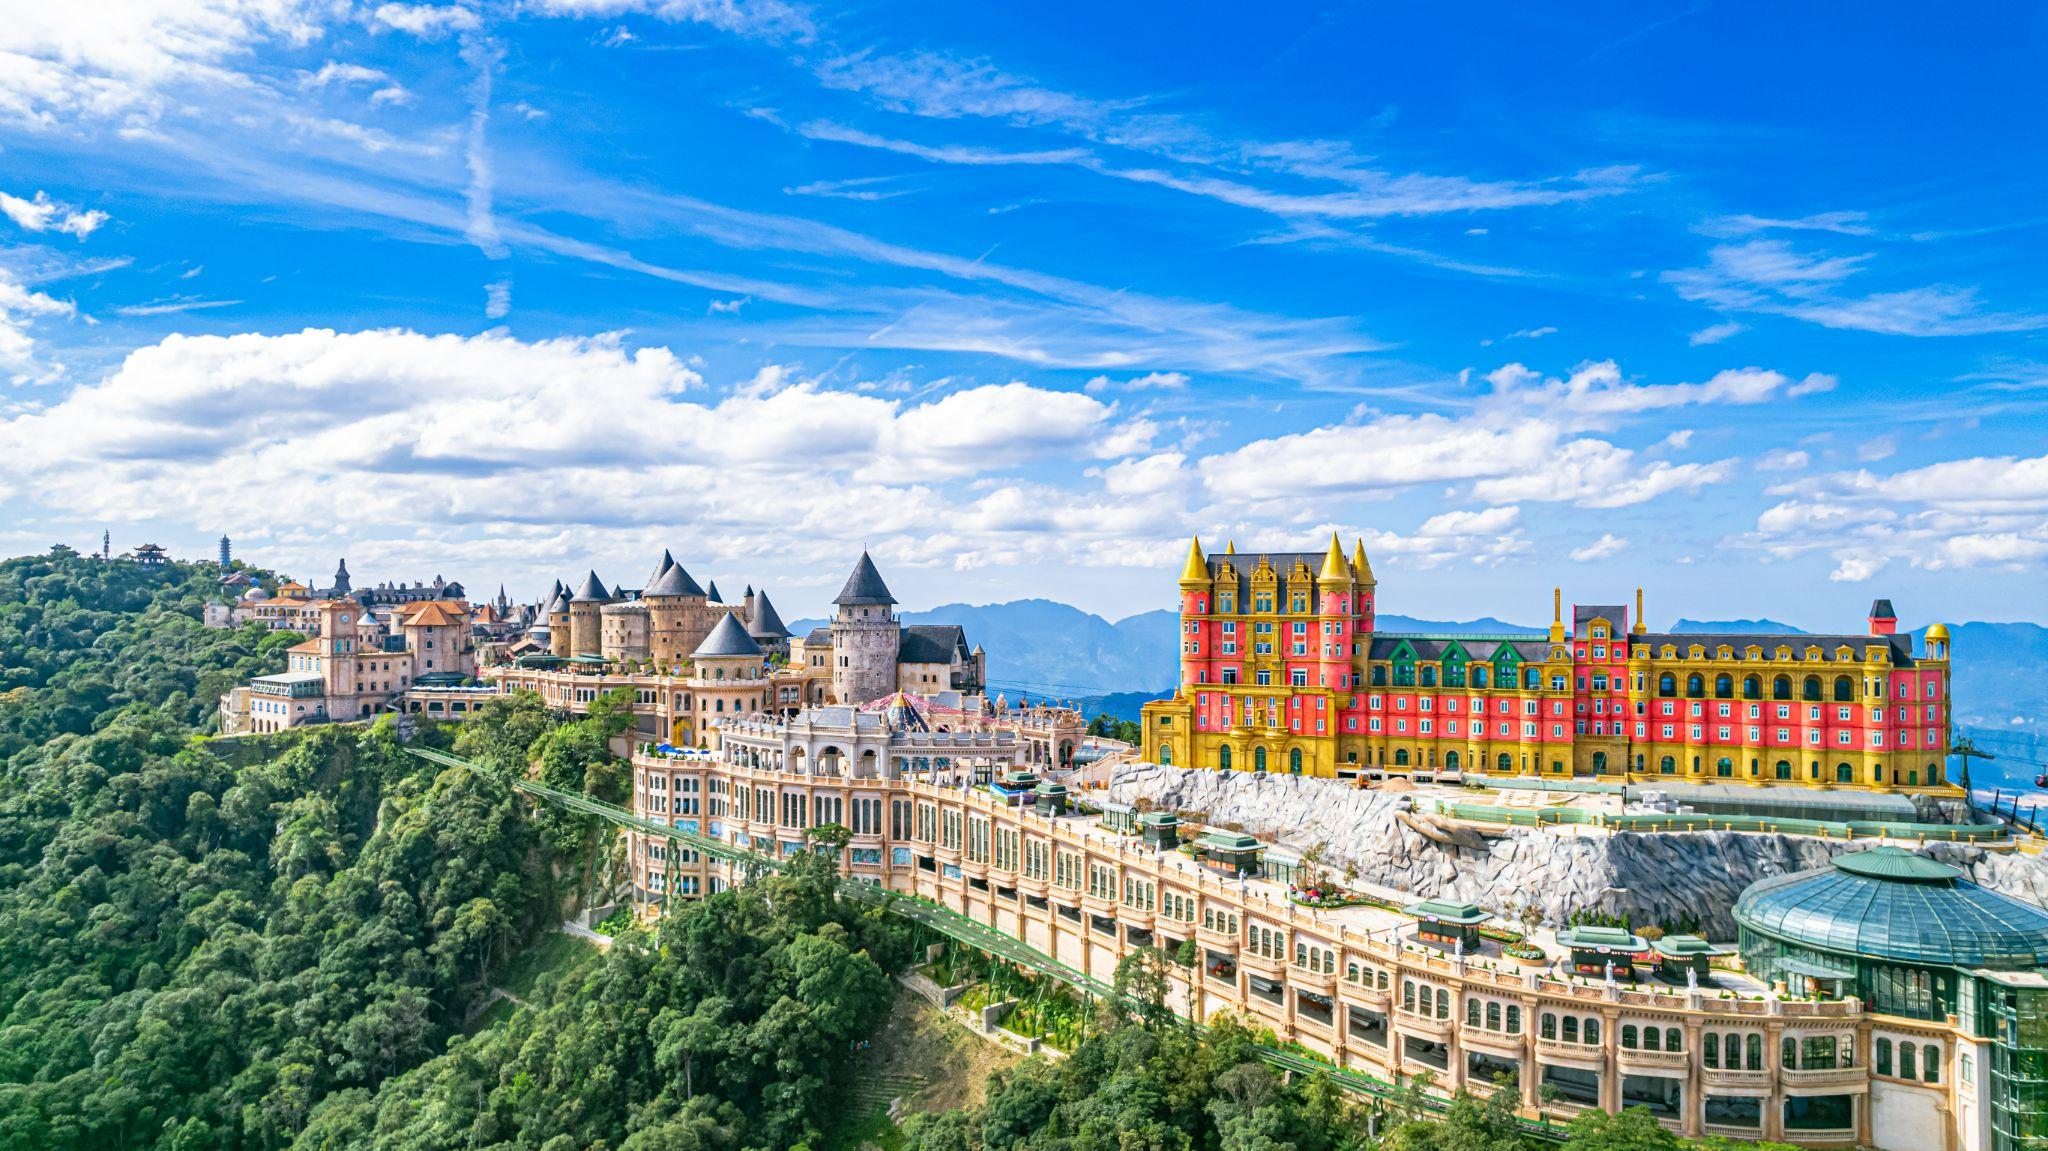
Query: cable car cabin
1403 899 1493 950
990 770 1039 806
1139 812 1179 850
1554 925 1650 979
1649 934 1726 982
1032 781 1069 817
1193 830 1265 879
1262 845 1303 887
1097 800 1139 834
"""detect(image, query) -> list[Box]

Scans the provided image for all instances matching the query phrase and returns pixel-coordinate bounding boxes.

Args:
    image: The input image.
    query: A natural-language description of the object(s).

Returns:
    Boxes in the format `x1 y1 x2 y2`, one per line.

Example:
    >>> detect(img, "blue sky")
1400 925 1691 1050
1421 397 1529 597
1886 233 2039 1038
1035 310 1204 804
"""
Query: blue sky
1 1 2044 627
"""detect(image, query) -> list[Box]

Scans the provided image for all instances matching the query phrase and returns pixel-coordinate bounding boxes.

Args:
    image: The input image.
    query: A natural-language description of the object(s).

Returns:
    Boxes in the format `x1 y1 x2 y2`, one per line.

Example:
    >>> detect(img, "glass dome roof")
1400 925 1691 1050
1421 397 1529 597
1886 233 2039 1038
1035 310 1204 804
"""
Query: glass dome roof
1734 847 2048 970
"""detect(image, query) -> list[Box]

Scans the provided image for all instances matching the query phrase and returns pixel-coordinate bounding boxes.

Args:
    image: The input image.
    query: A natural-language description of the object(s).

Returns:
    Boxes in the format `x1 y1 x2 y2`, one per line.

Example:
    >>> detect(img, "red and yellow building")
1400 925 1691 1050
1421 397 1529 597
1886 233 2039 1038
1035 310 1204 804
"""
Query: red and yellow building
1140 536 1957 794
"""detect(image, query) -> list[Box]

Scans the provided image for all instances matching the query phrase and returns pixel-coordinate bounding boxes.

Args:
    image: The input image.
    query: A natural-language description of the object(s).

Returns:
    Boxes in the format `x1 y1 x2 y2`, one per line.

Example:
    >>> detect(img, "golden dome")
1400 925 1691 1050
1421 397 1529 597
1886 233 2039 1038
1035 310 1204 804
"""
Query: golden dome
1926 622 1951 643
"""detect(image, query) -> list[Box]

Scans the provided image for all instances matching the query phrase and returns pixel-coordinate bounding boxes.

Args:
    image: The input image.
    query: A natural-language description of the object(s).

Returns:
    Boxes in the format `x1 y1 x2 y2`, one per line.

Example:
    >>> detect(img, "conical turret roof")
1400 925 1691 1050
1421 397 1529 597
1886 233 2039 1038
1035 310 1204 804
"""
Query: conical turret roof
693 612 763 658
645 561 704 598
747 589 790 639
1318 532 1349 583
571 571 610 602
1179 536 1207 584
707 580 723 604
833 551 896 606
648 549 676 586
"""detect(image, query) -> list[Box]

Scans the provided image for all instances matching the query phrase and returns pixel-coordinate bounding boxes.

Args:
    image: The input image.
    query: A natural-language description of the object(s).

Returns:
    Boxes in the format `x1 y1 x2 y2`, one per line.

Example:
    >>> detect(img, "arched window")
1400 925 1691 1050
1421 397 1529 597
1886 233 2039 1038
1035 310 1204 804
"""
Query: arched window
1436 988 1449 1018
1468 999 1483 1027
1717 757 1734 777
1487 1003 1501 1031
1507 1005 1521 1034
1562 1016 1579 1044
1254 746 1268 772
1715 673 1734 699
1876 1038 1893 1076
1803 675 1823 701
1541 1012 1557 1040
1746 1035 1762 1069
1743 675 1762 700
1660 755 1676 774
1159 746 1172 766
1658 673 1677 697
1773 675 1792 700
1394 749 1410 766
1219 746 1233 771
1403 981 1416 1012
1497 753 1513 773
1923 1044 1940 1083
1622 1025 1639 1049
1288 747 1303 774
1834 675 1855 702
1775 760 1793 780
1445 751 1460 771
1584 1018 1600 1045
1687 673 1705 698
1666 1028 1682 1052
1900 1042 1917 1080
1836 762 1854 783
1782 1037 1797 1069
1704 1033 1720 1068
1420 666 1437 687
1472 666 1489 688
1371 666 1387 686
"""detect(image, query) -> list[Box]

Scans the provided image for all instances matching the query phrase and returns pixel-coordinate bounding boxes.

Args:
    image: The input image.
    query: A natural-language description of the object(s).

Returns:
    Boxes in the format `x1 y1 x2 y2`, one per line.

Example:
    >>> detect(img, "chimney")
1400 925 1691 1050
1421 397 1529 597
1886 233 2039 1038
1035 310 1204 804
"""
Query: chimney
1867 598 1897 636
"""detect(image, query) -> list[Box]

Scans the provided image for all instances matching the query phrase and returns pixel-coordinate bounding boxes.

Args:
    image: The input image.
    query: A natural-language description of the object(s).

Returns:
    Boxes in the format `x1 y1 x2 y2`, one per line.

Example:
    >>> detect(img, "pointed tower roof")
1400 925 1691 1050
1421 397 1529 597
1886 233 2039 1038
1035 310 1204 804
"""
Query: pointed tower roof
648 549 676 586
747 589 791 639
645 561 704 598
1351 539 1374 584
571 571 611 602
1318 532 1349 583
707 580 723 604
693 612 763 658
1179 536 1208 584
834 551 896 606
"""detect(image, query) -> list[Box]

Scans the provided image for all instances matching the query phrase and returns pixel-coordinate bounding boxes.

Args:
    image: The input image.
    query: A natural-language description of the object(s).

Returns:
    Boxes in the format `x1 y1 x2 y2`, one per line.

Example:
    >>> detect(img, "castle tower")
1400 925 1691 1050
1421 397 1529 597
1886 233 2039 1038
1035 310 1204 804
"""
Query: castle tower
314 599 362 713
830 551 900 705
1351 538 1376 633
568 571 611 657
1315 533 1354 692
544 584 573 657
643 558 709 665
1868 598 1898 637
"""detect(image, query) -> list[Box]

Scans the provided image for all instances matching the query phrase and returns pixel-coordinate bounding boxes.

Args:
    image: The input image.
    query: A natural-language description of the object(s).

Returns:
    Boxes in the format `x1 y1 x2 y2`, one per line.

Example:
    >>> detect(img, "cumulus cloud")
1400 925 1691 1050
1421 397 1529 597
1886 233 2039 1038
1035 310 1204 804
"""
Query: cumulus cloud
0 270 76 384
371 3 482 38
0 190 108 239
1570 533 1628 562
1084 370 1187 393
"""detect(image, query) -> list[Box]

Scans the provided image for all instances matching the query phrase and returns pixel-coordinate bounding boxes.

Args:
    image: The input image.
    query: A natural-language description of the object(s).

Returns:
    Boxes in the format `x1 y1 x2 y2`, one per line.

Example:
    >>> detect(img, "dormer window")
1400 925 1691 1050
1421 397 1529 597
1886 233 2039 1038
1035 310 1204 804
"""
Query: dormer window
1592 626 1606 639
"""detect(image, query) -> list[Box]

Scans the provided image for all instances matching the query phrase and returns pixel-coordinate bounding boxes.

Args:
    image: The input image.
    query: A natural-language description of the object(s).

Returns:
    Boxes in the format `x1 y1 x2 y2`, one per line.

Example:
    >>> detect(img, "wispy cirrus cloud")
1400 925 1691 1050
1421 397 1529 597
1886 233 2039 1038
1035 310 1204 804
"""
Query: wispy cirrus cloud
1665 239 2047 337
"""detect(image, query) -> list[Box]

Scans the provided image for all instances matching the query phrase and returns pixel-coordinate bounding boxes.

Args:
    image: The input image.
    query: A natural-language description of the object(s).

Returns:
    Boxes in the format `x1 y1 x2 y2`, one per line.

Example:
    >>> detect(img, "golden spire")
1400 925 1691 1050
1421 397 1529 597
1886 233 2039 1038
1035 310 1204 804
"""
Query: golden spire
1225 540 1237 555
1634 587 1647 634
1318 532 1349 583
1351 538 1375 585
1549 586 1567 643
1179 536 1208 585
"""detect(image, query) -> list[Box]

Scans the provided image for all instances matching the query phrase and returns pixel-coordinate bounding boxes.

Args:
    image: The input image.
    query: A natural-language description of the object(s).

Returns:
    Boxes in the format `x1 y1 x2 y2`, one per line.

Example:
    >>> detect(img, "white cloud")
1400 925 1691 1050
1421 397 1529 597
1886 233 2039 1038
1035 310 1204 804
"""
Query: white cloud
1486 360 1835 423
1757 448 1809 472
1656 429 1693 451
1570 533 1628 562
300 62 393 91
1700 211 1873 238
1666 240 2046 337
485 280 512 318
708 295 748 315
1858 434 1896 462
112 296 240 316
1688 320 1743 346
1507 326 1557 340
1099 451 1187 497
1084 370 1187 393
519 0 815 42
371 3 482 38
0 270 75 384
0 190 109 239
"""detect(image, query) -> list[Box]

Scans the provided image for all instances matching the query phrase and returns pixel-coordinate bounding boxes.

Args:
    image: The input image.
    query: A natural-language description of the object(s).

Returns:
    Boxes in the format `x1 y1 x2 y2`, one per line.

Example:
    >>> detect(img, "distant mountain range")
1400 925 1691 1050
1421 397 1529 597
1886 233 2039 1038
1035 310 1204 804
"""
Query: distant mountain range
796 603 2048 791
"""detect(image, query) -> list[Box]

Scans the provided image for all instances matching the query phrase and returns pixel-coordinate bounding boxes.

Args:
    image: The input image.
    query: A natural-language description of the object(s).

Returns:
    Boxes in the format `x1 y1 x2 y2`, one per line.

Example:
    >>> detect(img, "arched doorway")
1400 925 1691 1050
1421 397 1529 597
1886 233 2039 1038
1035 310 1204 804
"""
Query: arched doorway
1496 752 1512 773
1289 747 1303 774
1394 748 1410 767
1253 746 1268 772
1592 751 1607 775
1444 751 1460 772
1219 746 1233 771
1159 746 1173 766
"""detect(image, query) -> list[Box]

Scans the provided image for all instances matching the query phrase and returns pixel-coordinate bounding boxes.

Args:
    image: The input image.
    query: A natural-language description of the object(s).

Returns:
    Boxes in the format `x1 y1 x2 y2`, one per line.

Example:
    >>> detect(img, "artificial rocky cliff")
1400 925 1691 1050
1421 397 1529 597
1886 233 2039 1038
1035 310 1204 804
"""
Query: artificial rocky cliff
1107 763 2048 939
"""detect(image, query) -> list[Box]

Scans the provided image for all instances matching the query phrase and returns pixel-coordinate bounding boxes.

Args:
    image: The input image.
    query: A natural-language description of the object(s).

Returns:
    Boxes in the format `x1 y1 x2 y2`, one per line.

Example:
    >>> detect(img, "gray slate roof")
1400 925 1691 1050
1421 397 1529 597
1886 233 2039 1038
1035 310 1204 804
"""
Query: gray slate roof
648 550 675 587
707 580 723 604
693 612 763 658
901 624 969 664
747 589 790 639
645 562 705 598
1198 551 1324 605
571 571 610 602
834 551 896 606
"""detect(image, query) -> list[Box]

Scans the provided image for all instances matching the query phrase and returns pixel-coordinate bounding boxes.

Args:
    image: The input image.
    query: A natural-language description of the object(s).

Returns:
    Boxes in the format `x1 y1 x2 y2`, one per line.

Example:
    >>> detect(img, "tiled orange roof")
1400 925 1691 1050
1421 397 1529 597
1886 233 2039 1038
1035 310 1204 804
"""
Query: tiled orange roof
287 640 320 654
403 601 469 627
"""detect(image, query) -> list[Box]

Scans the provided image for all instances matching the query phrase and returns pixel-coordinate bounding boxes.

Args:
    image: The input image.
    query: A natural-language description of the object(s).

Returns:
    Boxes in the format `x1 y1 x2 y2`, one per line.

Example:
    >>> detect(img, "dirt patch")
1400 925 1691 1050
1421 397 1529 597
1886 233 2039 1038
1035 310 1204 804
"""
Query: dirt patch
862 985 1022 1118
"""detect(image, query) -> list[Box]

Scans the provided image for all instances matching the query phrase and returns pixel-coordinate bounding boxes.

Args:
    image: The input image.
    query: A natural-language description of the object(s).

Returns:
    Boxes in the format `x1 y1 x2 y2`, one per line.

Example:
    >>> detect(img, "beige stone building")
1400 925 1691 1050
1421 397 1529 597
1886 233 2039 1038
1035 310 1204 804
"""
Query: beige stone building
220 596 478 734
